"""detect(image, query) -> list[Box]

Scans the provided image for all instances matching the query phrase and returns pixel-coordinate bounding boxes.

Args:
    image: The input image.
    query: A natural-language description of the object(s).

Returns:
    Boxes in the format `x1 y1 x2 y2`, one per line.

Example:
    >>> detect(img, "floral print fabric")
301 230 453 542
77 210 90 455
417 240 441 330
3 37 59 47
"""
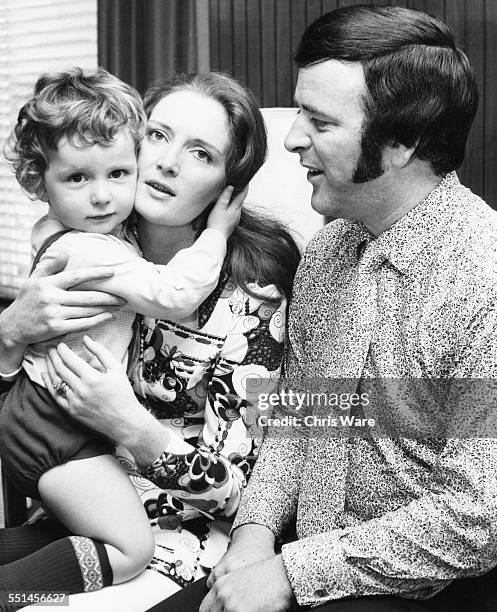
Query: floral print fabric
116 278 286 586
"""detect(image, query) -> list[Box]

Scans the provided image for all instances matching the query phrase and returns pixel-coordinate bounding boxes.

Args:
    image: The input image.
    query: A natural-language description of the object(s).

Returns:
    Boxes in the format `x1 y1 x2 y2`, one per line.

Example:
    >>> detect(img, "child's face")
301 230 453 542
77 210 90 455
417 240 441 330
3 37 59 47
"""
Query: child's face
43 128 137 234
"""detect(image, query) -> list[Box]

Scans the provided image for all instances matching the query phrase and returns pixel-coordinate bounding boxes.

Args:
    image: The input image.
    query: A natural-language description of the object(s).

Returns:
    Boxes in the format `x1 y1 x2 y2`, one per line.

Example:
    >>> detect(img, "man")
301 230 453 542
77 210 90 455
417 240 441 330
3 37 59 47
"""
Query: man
199 5 497 612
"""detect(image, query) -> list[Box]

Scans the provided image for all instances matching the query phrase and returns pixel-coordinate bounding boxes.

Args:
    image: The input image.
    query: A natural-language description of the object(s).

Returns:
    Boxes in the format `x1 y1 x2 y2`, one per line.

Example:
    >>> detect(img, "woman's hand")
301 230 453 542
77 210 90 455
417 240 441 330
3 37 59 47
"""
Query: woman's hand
42 335 154 450
0 251 125 348
207 185 248 240
0 252 125 375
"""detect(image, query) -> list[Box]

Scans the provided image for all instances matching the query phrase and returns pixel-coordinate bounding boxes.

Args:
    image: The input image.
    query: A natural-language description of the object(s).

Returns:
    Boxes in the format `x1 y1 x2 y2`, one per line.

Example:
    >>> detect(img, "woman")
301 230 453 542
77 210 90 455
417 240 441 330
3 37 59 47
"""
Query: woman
0 72 300 607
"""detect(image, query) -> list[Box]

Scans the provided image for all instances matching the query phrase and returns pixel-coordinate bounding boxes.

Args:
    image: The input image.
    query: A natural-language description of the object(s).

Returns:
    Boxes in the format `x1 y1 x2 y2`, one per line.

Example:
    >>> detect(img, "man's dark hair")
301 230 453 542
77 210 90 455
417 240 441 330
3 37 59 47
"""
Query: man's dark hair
295 5 478 176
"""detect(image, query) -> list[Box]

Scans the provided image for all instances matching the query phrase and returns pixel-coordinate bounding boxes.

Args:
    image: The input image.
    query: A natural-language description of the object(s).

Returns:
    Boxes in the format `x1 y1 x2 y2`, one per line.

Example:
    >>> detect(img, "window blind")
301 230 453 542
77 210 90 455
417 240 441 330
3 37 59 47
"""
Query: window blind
0 0 97 298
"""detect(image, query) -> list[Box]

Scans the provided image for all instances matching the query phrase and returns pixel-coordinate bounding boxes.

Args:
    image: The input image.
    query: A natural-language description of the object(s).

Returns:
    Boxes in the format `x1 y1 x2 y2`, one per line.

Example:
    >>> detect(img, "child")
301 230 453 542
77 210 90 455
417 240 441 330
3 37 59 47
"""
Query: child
0 68 241 595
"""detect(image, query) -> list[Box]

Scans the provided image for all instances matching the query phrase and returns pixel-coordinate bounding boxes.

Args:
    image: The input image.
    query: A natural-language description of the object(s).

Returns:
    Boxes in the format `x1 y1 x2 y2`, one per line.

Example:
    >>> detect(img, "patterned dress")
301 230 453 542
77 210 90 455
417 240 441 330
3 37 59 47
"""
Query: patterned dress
116 276 287 588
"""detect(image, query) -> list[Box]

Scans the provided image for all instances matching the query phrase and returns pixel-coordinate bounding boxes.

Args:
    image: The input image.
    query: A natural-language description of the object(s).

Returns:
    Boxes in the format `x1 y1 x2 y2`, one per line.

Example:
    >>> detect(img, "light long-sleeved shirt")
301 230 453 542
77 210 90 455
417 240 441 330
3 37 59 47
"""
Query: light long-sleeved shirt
233 173 497 606
23 215 227 386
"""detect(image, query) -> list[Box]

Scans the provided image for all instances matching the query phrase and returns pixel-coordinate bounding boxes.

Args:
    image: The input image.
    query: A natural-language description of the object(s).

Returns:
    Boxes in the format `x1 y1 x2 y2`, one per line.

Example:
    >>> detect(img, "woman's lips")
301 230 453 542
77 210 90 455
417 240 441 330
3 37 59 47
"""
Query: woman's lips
145 180 175 196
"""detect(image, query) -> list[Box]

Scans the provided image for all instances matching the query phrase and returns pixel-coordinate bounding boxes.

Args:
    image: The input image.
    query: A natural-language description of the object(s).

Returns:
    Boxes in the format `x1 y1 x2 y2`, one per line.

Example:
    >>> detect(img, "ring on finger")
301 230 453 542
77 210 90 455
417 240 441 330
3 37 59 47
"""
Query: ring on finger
53 379 69 398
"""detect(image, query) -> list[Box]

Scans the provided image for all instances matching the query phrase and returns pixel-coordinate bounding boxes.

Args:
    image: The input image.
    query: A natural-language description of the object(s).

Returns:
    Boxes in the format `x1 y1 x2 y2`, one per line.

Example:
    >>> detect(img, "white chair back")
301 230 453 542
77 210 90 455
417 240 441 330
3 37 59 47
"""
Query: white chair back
247 108 324 246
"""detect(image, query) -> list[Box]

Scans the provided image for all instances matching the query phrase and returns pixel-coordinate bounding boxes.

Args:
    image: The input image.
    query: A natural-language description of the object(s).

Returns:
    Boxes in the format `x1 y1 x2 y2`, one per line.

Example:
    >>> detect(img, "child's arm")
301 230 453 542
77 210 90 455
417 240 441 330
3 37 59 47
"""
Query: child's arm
39 229 223 319
38 186 244 319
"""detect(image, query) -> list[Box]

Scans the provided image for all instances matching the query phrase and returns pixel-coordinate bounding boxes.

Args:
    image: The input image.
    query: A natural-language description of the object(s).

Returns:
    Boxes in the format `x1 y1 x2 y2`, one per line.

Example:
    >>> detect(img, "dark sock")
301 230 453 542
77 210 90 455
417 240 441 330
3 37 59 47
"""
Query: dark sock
0 520 71 564
0 536 113 611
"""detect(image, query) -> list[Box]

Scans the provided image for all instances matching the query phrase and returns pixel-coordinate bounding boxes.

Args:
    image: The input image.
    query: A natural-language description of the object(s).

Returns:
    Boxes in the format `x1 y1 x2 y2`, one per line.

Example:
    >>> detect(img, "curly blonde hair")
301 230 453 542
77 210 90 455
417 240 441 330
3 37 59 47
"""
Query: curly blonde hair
4 67 146 200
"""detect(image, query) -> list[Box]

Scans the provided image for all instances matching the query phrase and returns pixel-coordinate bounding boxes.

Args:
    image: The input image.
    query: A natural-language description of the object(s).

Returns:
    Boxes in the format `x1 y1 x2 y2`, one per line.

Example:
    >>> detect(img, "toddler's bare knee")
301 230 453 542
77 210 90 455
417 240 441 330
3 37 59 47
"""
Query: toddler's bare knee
127 529 155 577
110 528 155 583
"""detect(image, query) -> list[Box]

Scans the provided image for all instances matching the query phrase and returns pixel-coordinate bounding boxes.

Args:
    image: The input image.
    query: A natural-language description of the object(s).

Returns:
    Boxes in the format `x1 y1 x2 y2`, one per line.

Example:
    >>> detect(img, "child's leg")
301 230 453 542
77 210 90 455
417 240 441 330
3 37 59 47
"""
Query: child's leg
38 454 155 584
0 536 111 610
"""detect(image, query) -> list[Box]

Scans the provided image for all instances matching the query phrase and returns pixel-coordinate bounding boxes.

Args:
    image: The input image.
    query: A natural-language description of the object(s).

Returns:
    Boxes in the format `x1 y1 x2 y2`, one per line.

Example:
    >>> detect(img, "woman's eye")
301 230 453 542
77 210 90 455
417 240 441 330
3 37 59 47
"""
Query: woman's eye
147 128 167 143
193 149 211 163
109 169 127 179
68 173 85 183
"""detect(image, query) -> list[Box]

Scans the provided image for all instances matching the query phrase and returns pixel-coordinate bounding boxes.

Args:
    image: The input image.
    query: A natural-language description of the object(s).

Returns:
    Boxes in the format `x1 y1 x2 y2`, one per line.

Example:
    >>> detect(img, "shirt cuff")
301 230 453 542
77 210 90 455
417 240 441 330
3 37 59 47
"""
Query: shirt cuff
197 228 227 261
281 531 357 607
232 494 289 538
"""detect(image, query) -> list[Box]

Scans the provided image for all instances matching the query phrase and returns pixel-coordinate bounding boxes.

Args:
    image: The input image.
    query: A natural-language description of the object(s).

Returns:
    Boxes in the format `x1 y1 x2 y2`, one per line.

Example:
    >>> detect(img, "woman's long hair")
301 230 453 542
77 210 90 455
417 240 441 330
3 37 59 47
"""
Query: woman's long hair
143 72 301 302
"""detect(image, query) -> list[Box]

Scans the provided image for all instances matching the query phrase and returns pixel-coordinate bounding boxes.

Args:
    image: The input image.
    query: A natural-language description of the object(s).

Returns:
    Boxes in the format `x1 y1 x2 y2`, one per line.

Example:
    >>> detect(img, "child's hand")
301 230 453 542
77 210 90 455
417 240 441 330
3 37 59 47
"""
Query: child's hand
207 185 248 240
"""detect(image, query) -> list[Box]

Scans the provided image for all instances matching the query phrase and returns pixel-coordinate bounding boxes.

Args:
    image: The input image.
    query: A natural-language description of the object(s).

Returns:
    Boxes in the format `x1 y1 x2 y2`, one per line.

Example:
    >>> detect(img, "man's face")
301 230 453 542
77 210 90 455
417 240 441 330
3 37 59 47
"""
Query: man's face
285 60 383 220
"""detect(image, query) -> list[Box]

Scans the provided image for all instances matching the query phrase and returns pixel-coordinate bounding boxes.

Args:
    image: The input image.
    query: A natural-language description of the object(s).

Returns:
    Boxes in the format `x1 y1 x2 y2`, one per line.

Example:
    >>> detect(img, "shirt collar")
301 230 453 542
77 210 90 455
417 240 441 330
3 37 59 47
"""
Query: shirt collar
354 172 461 277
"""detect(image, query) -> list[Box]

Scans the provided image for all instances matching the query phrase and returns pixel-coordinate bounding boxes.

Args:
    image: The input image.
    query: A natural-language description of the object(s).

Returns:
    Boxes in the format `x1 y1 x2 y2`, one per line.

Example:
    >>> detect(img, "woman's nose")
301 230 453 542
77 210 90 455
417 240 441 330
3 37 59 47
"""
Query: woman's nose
284 113 312 154
156 149 180 176
90 182 112 206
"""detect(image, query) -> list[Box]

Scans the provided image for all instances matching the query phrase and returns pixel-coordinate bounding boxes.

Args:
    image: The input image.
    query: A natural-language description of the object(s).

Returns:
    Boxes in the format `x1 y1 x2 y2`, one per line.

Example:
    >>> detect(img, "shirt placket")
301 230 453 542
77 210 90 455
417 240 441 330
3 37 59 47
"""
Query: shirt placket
306 244 386 530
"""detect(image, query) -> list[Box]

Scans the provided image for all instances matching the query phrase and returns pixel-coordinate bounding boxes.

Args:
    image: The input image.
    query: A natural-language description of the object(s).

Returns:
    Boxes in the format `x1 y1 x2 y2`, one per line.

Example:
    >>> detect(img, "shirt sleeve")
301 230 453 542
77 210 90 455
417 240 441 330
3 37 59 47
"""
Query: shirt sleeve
280 299 497 607
232 341 307 536
41 228 227 320
141 287 289 519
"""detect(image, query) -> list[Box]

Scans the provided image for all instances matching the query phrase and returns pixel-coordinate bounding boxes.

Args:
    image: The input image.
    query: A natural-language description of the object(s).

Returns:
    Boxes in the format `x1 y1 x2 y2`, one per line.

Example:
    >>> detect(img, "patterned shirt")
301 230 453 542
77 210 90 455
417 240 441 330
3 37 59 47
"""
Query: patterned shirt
233 173 497 606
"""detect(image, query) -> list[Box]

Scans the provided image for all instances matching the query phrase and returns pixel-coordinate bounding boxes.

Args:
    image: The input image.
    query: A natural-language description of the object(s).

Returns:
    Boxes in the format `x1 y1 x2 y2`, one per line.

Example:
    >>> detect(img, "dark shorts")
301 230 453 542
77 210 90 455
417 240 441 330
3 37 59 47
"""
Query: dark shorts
0 371 113 499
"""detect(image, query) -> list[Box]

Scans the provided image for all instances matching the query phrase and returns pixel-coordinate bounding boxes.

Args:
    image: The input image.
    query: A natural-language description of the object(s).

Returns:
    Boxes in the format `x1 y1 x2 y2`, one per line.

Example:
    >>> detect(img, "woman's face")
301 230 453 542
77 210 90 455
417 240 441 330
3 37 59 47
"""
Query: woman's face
134 89 231 227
